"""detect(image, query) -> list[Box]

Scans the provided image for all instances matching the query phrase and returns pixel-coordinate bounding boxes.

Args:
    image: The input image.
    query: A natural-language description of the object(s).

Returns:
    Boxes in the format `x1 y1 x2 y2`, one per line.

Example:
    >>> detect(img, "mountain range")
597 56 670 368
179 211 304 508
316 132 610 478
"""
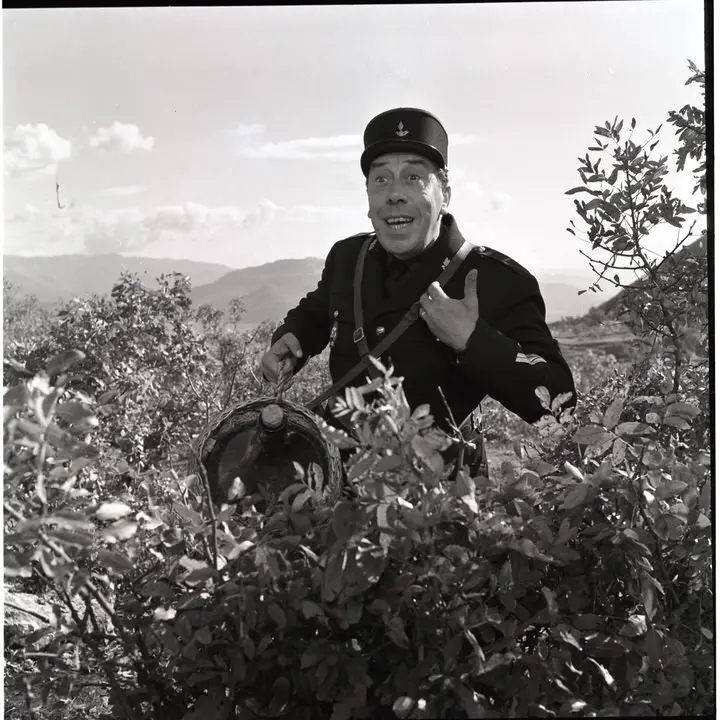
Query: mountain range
3 252 608 324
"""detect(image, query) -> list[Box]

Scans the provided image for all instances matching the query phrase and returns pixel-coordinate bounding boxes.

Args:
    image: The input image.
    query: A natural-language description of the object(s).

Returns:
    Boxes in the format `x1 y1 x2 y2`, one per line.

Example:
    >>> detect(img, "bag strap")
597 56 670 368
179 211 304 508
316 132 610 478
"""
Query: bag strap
306 238 474 412
352 235 373 362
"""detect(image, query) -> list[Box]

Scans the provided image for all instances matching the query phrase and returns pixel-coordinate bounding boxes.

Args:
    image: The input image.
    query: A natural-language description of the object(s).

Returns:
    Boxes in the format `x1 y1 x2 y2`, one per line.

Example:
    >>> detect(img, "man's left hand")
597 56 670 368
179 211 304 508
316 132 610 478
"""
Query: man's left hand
419 269 479 352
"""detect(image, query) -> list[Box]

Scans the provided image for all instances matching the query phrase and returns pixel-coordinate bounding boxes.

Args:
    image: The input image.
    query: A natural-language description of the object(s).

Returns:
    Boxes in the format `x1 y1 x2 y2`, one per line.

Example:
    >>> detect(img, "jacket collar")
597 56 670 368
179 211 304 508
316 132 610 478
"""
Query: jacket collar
364 213 469 317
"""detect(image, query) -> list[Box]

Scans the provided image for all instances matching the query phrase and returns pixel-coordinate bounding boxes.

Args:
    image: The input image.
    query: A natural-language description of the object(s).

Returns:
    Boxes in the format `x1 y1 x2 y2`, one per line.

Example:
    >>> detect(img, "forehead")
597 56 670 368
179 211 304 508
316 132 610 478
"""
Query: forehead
369 153 437 173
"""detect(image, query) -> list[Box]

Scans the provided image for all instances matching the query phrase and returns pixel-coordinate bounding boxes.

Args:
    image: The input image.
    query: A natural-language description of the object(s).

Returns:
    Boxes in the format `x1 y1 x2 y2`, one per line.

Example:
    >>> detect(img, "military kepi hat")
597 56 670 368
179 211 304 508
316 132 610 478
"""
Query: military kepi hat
361 107 448 176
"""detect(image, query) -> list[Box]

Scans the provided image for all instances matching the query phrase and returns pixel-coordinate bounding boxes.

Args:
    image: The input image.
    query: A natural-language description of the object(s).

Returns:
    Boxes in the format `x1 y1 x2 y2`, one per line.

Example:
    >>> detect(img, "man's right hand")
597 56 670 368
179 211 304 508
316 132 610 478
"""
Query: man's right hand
260 332 304 384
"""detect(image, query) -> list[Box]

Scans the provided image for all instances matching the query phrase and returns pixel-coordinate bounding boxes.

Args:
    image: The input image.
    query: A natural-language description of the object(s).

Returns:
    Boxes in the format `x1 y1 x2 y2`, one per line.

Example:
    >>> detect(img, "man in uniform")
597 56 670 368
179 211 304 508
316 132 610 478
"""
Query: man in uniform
260 108 576 475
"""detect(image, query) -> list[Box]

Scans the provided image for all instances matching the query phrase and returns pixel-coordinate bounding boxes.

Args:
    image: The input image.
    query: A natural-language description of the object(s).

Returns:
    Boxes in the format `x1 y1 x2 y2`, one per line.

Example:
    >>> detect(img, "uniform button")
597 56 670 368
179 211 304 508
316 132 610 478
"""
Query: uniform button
333 310 339 318
376 326 386 336
477 245 486 252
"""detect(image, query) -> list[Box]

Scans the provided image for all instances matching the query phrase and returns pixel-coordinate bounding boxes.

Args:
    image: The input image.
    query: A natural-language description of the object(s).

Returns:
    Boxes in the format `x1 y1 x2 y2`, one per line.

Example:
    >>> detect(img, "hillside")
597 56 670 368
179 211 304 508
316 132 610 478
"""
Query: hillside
3 252 605 323
190 257 327 325
3 254 233 305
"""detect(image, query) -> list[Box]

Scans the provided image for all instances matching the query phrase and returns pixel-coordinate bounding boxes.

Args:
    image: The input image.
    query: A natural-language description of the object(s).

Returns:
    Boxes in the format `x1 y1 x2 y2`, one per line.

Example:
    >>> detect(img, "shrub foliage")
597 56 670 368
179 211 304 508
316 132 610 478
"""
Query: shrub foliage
3 61 711 719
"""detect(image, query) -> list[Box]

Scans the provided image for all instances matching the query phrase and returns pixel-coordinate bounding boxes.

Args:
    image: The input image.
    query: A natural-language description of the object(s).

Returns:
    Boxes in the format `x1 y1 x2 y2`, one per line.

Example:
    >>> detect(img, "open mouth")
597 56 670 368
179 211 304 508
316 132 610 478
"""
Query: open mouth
384 216 414 231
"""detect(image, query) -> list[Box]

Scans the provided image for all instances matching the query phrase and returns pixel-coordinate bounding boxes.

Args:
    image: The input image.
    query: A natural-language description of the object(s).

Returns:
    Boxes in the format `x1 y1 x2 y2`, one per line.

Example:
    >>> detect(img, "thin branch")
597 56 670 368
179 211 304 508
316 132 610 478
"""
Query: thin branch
189 444 220 570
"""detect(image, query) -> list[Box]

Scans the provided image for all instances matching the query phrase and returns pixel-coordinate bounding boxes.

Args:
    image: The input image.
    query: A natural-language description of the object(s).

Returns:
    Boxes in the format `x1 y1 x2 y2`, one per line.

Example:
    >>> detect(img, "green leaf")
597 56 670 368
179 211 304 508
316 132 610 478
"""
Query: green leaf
36 474 47 505
46 350 86 377
268 603 287 630
194 626 212 645
96 502 133 521
347 454 375 482
102 519 138 544
571 424 610 445
612 438 626 465
301 645 325 668
558 629 583 651
620 614 648 638
332 502 359 542
46 529 94 547
534 386 551 410
573 614 603 630
662 416 691 430
641 578 657 621
565 187 590 195
97 549 134 572
55 401 98 427
184 567 218 585
564 461 585 482
615 422 654 436
561 483 590 510
588 657 615 687
655 480 688 500
392 697 415 718
301 600 326 619
603 396 625 430
172 502 204 525
386 616 409 648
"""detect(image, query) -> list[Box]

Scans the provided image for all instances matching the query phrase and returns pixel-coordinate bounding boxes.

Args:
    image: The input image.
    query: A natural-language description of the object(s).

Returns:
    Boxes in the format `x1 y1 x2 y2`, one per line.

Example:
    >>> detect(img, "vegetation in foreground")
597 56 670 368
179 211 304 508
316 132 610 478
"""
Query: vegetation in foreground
3 61 710 719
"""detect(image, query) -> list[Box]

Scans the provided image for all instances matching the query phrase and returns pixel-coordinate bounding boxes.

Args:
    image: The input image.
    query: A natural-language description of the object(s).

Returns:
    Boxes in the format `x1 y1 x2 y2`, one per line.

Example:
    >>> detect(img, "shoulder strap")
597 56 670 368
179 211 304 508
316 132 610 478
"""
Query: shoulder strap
306 239 473 412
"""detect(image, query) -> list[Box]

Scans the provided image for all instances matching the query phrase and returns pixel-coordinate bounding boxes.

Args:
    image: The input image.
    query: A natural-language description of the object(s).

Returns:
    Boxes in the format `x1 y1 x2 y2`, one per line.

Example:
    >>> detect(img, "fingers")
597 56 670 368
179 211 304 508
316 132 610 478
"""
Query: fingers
260 333 303 383
282 332 304 359
464 269 479 308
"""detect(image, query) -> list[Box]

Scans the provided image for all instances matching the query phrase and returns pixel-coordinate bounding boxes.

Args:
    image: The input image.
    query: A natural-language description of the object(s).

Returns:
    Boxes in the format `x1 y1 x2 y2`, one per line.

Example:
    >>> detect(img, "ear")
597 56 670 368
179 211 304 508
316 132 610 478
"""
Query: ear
441 184 452 214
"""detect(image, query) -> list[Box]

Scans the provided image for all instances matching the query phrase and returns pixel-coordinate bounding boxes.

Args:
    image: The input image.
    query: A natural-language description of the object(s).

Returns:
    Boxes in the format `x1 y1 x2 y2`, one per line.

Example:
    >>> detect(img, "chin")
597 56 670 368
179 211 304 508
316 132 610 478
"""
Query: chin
378 235 421 258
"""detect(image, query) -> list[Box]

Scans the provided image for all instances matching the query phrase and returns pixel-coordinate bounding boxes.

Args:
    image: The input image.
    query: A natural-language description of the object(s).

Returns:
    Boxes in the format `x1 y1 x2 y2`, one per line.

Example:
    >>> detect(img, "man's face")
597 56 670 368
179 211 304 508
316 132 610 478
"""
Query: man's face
366 153 451 260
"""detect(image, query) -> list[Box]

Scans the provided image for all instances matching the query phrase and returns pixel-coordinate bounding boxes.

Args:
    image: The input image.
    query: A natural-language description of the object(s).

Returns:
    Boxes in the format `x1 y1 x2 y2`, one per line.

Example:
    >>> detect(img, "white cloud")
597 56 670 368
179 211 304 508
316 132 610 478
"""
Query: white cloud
4 123 72 178
490 191 512 213
88 122 155 153
235 122 265 137
237 129 480 162
5 199 355 256
238 134 362 161
94 185 147 198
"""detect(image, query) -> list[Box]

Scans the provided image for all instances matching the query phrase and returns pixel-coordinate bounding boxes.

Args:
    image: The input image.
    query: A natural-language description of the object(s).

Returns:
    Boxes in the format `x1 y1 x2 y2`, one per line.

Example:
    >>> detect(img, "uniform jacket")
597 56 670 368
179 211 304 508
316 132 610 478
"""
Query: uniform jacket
272 214 576 433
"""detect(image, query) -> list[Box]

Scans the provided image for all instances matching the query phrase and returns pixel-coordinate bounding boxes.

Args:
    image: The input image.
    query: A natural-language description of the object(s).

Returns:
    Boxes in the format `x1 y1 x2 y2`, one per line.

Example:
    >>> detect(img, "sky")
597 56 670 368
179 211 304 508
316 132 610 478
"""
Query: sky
2 1 706 277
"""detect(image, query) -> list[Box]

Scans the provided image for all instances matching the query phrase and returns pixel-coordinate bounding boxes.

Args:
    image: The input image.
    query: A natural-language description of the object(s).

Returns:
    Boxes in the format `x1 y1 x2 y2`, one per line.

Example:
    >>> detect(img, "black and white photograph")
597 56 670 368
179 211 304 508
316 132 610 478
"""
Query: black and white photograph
3 2 711 719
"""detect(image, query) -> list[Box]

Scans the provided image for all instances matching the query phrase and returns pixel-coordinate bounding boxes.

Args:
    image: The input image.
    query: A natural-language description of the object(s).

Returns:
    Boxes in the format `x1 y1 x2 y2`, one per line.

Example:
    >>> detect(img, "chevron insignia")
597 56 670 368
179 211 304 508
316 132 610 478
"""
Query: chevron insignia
516 352 547 366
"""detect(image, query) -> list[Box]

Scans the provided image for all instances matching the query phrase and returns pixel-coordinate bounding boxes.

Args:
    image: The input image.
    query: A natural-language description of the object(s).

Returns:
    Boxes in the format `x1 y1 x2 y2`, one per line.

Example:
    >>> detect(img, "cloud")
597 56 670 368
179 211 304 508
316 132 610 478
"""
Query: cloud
490 191 512 213
94 185 147 198
88 122 155 153
238 134 362 161
235 122 265 137
5 199 354 256
237 128 480 162
4 123 72 178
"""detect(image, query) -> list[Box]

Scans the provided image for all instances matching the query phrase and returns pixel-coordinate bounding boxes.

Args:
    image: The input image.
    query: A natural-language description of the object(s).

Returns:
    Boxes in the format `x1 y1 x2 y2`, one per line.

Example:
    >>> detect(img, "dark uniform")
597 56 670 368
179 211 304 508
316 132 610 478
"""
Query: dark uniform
269 108 576 474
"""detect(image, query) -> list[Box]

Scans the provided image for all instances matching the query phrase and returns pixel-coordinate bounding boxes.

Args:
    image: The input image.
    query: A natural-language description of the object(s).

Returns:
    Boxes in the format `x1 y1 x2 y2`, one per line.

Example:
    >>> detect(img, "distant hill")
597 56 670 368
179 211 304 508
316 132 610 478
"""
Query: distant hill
190 258 327 325
3 254 233 305
3 252 603 323
596 235 707 318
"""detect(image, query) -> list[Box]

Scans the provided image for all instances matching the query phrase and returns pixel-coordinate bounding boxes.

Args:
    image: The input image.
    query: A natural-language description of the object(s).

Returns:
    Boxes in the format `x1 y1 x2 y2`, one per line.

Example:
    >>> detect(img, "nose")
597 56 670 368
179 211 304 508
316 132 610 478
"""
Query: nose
387 178 407 204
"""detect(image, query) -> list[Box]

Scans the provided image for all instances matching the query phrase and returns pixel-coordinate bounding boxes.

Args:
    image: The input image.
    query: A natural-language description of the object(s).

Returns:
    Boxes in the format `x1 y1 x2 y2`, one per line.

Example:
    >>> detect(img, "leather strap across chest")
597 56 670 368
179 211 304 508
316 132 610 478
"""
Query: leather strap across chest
306 236 473 412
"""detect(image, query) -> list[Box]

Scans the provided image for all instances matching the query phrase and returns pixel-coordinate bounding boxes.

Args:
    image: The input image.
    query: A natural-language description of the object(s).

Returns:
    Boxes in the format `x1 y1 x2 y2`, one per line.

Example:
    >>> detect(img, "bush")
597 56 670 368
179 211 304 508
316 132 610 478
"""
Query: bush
4 351 712 719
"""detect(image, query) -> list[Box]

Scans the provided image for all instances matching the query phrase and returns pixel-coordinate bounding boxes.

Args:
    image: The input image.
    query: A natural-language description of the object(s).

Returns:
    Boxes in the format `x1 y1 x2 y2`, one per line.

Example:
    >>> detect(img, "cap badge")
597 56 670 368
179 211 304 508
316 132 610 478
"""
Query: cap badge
395 121 409 137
